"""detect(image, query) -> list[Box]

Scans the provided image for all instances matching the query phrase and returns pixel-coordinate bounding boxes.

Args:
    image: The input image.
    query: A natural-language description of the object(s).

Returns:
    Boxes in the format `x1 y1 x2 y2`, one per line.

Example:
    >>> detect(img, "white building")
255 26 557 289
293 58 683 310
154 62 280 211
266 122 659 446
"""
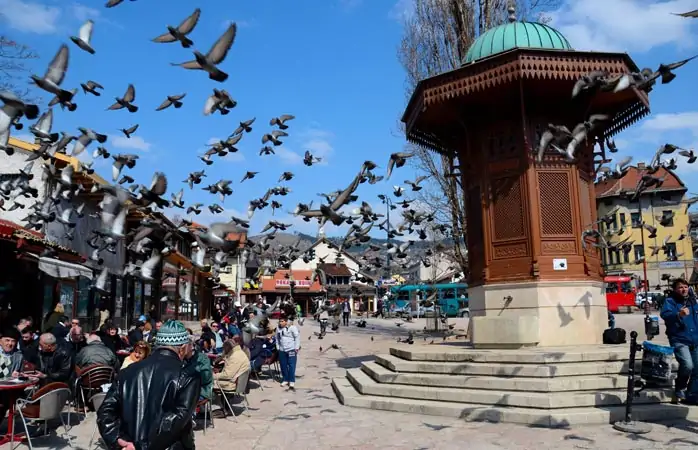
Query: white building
0 138 49 226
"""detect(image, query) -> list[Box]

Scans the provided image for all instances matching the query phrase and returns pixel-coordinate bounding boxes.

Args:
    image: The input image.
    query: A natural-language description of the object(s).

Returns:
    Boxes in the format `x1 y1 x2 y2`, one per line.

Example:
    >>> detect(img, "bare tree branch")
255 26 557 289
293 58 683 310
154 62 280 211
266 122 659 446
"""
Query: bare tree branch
0 36 40 102
396 0 561 275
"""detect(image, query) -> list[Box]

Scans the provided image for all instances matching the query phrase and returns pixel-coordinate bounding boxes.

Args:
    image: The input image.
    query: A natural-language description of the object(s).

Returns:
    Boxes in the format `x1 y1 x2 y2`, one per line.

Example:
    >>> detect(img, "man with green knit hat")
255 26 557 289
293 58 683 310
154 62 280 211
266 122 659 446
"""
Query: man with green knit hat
98 320 201 450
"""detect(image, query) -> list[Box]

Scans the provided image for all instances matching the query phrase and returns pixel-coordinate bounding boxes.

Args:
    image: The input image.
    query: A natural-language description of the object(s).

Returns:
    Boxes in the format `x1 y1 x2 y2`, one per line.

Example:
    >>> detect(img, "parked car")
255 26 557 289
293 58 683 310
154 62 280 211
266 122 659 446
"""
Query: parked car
457 307 470 318
409 306 435 318
635 292 664 311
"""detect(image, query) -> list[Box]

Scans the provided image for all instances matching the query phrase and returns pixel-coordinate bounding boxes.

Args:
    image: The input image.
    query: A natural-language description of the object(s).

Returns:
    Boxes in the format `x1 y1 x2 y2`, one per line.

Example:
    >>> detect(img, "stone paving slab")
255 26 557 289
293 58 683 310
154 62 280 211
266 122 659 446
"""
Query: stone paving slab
6 314 696 450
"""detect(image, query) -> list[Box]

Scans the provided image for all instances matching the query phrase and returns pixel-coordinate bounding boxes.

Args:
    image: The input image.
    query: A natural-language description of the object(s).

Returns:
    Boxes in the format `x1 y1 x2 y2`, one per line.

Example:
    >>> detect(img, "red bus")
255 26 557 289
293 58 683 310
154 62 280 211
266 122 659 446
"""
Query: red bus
604 275 636 312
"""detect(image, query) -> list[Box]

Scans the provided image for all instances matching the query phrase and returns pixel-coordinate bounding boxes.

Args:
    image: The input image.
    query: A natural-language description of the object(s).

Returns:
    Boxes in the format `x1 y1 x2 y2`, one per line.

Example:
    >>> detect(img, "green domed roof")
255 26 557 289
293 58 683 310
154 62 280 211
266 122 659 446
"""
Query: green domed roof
465 19 572 64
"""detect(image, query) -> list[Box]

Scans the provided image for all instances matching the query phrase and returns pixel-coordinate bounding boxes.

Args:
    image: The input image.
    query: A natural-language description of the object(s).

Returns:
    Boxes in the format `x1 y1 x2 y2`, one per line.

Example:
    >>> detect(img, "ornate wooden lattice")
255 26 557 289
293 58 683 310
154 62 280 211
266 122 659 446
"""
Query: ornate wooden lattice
578 177 592 229
492 177 524 240
538 172 573 236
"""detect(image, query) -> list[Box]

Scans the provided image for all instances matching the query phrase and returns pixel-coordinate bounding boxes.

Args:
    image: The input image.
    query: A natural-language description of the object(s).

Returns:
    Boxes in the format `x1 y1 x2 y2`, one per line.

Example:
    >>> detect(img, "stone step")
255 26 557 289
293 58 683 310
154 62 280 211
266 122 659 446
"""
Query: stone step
375 354 677 378
390 346 630 363
331 377 698 427
361 361 631 392
347 368 671 409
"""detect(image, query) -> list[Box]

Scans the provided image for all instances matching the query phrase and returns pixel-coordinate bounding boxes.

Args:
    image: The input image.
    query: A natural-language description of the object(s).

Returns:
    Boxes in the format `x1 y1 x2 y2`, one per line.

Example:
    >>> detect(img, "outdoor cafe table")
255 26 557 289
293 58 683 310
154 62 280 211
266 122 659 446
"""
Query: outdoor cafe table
0 378 38 445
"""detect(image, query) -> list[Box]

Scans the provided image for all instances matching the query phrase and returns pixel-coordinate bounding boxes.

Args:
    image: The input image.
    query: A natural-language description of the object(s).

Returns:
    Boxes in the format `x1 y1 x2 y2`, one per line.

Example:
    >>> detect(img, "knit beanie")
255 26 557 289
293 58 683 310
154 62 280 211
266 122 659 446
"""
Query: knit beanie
155 320 190 347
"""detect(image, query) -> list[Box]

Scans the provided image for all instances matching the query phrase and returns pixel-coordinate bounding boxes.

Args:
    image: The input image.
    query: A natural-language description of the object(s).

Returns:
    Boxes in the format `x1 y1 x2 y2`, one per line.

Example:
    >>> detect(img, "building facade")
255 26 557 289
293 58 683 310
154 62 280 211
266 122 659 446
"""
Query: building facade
595 165 694 288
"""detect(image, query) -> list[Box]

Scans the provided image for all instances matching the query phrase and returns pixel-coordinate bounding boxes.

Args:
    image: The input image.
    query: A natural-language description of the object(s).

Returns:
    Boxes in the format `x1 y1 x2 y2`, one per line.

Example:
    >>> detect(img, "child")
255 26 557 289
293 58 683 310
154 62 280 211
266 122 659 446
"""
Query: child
275 316 300 389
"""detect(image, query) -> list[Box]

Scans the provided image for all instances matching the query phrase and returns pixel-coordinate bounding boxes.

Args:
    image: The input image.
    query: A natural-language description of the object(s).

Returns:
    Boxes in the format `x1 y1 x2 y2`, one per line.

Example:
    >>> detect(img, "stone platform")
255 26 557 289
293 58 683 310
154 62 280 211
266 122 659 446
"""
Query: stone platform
331 344 692 427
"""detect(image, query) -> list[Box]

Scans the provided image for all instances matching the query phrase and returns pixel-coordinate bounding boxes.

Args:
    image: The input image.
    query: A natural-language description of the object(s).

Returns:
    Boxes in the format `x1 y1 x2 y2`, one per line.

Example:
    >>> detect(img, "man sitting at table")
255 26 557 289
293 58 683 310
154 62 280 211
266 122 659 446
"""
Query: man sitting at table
0 328 24 378
75 333 119 370
26 333 73 384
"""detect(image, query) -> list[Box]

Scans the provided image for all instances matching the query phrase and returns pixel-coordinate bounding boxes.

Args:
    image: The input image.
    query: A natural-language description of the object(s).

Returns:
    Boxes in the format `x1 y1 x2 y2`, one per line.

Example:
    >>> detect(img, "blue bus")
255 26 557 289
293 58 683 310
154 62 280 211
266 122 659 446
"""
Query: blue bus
389 283 468 317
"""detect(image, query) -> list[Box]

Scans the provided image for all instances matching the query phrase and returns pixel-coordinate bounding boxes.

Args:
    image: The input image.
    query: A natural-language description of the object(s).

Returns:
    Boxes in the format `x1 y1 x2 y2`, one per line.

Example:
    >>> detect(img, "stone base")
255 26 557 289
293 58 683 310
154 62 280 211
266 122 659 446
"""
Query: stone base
468 280 607 348
332 345 685 427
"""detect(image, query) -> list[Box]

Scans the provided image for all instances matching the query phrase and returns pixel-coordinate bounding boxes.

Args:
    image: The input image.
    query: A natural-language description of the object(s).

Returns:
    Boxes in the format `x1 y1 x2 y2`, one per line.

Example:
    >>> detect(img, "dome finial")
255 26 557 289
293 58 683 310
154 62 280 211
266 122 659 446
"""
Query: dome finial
507 4 516 23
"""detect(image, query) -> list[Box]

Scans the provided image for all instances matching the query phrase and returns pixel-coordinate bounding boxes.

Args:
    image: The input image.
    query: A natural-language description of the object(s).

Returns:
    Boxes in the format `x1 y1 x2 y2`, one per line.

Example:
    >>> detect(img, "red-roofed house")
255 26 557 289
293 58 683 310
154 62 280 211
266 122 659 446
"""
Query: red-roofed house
595 164 693 288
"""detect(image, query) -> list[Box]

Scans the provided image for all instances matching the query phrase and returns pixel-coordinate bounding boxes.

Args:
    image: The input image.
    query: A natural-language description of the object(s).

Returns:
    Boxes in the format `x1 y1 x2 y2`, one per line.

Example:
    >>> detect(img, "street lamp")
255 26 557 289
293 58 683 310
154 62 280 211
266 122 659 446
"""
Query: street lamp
378 194 393 281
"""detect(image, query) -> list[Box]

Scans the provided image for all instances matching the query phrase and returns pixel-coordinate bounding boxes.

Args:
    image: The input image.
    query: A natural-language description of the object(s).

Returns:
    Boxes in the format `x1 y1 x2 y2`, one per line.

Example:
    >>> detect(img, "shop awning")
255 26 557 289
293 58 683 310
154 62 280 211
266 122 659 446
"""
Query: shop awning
31 254 94 280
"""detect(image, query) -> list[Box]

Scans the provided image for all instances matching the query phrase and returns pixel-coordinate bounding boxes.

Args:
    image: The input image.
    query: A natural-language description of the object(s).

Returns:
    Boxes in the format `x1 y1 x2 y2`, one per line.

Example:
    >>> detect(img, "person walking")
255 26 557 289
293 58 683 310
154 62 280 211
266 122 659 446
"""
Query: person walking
276 316 300 390
97 320 200 450
342 299 351 326
660 278 698 403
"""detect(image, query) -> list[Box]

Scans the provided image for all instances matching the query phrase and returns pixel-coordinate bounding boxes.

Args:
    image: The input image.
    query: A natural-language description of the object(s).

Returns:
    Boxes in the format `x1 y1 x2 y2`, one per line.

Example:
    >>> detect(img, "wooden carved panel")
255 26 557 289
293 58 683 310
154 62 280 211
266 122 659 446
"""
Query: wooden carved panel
493 242 528 259
466 185 484 285
578 177 592 228
492 176 525 241
485 122 519 161
541 241 577 255
538 171 574 236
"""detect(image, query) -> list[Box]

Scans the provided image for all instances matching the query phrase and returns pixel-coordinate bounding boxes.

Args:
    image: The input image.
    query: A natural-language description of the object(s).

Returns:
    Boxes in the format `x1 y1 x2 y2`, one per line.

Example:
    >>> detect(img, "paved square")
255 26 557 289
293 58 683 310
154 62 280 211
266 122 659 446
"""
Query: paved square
10 313 698 450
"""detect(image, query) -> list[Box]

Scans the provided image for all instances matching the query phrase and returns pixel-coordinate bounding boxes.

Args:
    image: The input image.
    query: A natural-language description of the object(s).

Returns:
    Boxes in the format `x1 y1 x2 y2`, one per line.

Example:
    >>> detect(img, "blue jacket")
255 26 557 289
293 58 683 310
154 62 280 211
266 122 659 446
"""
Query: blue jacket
660 294 698 346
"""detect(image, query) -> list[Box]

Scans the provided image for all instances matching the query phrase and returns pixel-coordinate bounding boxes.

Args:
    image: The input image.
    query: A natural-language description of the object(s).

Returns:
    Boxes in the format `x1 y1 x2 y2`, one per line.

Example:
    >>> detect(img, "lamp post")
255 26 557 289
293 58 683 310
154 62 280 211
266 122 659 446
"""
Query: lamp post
378 194 393 281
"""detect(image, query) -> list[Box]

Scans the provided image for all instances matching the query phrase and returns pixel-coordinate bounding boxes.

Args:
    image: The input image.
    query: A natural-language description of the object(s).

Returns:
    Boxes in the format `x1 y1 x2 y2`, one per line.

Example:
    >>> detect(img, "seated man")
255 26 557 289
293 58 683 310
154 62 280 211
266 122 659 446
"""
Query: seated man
26 333 74 385
248 333 276 372
75 333 119 370
0 328 23 377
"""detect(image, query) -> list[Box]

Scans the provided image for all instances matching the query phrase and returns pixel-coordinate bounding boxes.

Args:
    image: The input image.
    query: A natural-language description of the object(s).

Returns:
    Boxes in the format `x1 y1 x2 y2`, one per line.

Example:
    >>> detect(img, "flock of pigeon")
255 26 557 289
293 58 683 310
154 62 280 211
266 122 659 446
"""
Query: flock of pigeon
0 5 453 300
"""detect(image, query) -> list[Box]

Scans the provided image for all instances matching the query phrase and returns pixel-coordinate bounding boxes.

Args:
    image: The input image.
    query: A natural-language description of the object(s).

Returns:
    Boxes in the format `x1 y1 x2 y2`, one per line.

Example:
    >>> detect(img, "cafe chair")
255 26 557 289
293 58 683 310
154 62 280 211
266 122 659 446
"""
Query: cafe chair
87 393 106 449
213 371 250 422
14 383 73 450
260 350 280 382
195 398 214 434
74 365 116 414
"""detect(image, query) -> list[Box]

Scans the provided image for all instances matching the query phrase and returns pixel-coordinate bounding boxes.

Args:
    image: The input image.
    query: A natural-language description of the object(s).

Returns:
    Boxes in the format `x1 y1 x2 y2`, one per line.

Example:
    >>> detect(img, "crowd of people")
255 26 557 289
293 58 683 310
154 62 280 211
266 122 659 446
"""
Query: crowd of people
0 298 302 449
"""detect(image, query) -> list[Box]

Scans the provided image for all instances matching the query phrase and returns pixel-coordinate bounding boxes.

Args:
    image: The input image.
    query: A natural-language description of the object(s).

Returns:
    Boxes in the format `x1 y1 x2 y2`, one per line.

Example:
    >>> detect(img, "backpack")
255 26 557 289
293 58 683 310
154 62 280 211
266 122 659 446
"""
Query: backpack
603 327 627 345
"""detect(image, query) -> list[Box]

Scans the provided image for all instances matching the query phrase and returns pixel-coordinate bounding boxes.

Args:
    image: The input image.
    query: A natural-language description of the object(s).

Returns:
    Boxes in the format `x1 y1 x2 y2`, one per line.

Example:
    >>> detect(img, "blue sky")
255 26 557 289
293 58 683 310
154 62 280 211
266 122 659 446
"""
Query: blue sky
2 0 697 239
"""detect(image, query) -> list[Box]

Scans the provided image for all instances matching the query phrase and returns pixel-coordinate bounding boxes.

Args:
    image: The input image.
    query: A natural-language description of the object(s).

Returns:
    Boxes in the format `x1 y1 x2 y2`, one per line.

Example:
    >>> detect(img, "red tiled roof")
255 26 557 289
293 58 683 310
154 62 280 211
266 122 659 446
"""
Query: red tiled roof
319 263 352 277
261 270 323 293
0 219 42 239
595 166 685 198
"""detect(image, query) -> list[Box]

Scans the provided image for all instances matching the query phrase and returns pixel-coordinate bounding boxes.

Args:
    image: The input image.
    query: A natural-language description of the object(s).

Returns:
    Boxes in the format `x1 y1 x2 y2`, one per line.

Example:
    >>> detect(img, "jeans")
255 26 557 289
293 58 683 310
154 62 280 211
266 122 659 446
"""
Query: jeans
673 343 698 394
278 350 297 383
342 312 350 326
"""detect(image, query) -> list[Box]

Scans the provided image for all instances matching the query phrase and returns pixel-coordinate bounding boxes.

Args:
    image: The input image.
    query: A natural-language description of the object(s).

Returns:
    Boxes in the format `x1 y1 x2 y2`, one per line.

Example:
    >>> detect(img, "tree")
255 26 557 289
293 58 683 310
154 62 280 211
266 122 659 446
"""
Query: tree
396 0 560 275
0 36 39 101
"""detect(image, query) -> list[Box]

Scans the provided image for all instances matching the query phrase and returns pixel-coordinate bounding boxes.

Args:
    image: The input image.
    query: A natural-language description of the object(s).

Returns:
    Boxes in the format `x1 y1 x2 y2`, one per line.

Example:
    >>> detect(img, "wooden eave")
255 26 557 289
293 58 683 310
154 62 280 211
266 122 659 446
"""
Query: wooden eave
401 48 649 155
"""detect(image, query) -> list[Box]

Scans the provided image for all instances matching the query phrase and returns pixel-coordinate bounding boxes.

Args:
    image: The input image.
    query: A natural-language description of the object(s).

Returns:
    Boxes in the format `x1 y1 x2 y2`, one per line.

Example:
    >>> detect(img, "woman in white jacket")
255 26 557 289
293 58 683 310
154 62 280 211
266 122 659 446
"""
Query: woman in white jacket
276 316 300 389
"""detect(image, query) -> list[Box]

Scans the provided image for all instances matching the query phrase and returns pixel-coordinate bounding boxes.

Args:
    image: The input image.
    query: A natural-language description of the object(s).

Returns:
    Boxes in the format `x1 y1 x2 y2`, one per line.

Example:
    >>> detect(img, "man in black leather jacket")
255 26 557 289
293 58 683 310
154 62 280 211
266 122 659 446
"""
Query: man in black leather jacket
97 320 200 450
26 333 73 385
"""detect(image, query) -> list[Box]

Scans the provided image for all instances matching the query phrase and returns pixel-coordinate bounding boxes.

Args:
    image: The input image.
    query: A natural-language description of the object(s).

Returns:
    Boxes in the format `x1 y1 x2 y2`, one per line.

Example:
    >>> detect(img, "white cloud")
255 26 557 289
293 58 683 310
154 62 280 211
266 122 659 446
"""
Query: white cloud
275 146 303 165
110 135 152 152
0 0 61 34
70 2 100 22
548 0 696 53
389 0 413 21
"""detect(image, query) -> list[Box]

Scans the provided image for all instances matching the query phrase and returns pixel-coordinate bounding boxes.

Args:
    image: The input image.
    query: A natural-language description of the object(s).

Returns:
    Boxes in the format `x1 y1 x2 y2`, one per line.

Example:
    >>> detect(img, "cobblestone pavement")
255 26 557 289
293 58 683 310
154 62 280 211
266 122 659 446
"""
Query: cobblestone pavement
7 314 695 450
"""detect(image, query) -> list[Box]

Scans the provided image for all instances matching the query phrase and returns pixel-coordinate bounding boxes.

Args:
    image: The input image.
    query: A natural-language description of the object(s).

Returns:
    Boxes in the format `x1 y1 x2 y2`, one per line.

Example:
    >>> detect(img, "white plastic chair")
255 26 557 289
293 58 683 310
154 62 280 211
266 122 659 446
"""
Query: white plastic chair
14 387 73 450
87 393 106 449
214 371 250 421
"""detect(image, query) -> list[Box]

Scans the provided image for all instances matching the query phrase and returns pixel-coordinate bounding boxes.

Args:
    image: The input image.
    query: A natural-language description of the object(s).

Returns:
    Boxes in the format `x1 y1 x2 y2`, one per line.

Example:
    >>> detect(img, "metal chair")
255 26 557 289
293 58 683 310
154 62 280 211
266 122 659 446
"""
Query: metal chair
214 371 250 421
14 385 73 450
74 365 116 414
87 393 106 449
259 350 280 382
195 398 214 434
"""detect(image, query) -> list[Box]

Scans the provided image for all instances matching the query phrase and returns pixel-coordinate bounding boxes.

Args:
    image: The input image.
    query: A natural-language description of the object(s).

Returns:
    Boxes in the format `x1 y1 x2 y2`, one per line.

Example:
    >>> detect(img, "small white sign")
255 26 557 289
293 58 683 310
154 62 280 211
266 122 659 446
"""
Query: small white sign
553 258 568 271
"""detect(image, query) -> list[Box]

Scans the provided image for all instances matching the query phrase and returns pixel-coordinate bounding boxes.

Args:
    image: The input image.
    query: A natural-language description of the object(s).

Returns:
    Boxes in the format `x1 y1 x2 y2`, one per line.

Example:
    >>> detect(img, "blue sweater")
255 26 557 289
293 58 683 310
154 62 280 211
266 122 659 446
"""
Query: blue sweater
660 294 698 346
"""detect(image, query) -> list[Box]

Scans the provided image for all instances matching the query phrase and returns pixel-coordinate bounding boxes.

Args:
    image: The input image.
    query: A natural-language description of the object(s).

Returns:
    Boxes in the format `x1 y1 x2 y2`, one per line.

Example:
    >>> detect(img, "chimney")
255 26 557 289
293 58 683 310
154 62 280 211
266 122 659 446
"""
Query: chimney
637 162 646 170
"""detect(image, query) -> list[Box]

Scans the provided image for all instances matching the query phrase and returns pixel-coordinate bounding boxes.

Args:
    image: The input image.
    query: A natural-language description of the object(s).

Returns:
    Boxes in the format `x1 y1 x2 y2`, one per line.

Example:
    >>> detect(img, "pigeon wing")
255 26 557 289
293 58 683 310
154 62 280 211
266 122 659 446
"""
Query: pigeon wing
45 44 69 86
149 172 168 196
178 8 201 34
123 84 136 103
206 23 237 64
79 20 94 44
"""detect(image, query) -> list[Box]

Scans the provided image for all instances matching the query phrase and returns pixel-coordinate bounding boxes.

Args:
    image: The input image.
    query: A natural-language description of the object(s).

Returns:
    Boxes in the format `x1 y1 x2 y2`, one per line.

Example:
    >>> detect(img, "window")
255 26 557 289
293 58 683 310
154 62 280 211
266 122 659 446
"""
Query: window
606 214 618 231
661 210 674 227
619 213 626 227
630 212 642 228
606 283 618 294
620 281 633 293
623 247 630 264
666 242 678 260
633 245 645 261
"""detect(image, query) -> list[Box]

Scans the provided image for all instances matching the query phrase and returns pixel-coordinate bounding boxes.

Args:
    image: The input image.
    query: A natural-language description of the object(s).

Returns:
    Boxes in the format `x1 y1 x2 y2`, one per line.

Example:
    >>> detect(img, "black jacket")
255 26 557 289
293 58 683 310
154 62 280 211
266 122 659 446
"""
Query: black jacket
97 347 200 450
28 341 73 384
